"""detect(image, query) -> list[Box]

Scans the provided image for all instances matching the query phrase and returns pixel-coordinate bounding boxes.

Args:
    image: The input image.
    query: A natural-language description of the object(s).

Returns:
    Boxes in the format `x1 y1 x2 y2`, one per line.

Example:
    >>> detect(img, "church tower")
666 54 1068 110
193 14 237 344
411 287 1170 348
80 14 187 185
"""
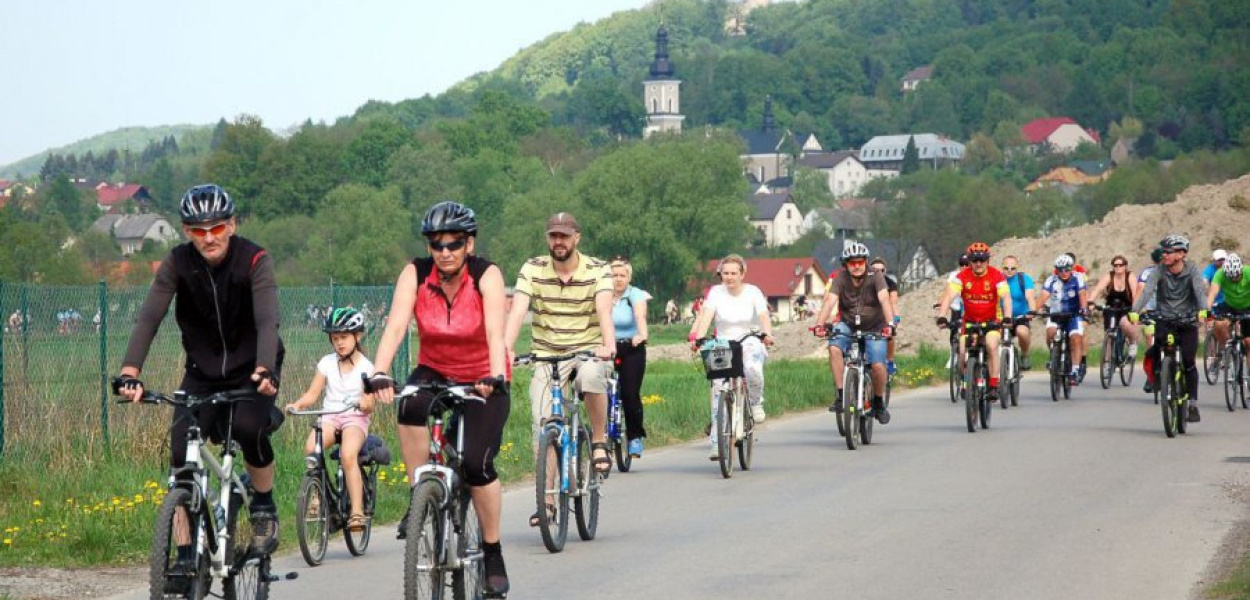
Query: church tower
642 25 685 138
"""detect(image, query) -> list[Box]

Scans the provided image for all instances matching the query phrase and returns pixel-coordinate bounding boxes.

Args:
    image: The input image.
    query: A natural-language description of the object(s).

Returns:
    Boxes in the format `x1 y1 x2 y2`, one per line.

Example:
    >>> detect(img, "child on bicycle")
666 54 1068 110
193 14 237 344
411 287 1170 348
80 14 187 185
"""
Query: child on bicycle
285 307 376 531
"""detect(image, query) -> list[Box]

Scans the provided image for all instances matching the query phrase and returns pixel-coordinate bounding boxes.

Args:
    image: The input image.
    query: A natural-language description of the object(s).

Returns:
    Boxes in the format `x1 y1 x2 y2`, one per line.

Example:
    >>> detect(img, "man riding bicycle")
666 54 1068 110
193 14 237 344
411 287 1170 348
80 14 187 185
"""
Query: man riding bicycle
816 242 895 423
1039 254 1090 385
1206 253 1250 388
1001 255 1038 370
936 243 1012 403
116 184 285 559
1132 234 1210 422
1204 249 1231 368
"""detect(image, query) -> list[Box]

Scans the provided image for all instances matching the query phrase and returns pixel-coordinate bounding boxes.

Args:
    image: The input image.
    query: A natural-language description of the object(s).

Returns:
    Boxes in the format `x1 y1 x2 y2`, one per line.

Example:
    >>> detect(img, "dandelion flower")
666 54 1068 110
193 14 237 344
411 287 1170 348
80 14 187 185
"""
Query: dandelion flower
32 500 42 507
3 539 10 546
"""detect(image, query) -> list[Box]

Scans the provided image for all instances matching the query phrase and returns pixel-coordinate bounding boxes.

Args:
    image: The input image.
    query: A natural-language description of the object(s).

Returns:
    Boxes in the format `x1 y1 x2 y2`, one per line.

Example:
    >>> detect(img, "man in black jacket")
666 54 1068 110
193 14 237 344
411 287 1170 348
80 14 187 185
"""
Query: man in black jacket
117 184 285 555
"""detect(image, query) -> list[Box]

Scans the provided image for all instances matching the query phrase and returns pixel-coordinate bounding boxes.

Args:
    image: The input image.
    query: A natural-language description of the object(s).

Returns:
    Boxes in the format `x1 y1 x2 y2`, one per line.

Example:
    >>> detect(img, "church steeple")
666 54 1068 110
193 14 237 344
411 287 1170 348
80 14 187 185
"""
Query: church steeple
642 23 684 138
649 25 673 78
762 95 776 132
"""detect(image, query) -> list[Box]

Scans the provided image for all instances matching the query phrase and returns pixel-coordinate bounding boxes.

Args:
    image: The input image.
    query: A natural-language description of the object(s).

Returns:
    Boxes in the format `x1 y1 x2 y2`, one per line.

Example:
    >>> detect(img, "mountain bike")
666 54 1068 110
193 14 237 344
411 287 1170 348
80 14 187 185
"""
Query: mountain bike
816 326 890 450
998 317 1025 408
607 345 630 474
1095 305 1136 389
286 403 390 566
1220 310 1250 411
517 352 602 552
958 322 998 433
365 377 492 599
1036 311 1079 402
697 331 767 478
1140 313 1198 438
113 379 277 600
1203 319 1223 385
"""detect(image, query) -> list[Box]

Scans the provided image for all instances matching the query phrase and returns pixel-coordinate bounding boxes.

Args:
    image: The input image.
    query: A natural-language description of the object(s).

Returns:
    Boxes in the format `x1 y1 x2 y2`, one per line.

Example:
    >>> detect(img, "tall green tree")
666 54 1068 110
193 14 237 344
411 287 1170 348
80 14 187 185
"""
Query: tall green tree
43 175 90 231
901 136 921 174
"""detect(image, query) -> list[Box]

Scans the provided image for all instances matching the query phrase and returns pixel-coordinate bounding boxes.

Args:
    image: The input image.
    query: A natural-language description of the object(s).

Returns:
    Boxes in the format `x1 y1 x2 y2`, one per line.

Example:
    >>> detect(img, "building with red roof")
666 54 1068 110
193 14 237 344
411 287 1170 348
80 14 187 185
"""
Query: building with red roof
94 183 152 213
695 257 827 322
1020 117 1101 153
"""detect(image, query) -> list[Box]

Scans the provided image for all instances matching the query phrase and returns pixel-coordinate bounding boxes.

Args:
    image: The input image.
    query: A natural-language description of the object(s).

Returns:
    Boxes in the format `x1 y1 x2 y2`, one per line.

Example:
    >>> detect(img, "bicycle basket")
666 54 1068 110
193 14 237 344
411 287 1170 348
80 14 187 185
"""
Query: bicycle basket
700 340 744 380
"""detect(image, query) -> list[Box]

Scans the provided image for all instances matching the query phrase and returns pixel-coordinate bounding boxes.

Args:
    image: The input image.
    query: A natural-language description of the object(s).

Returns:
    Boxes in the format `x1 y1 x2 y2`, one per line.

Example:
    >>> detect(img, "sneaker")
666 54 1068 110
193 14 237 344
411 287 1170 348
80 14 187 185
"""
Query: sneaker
164 559 195 594
1127 343 1138 357
1188 404 1201 423
828 395 844 413
887 360 898 376
709 447 720 461
1143 381 1155 394
751 404 766 423
628 438 644 458
1078 363 1087 381
1069 372 1080 386
483 549 510 598
1021 356 1032 371
873 399 891 424
396 507 410 540
945 356 952 369
249 509 279 554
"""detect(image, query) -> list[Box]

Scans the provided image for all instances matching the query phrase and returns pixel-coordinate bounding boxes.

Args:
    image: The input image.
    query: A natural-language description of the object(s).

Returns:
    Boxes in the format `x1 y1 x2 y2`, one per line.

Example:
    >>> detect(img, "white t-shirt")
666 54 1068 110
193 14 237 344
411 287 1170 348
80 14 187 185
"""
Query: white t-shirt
704 284 769 340
316 353 374 413
947 270 963 311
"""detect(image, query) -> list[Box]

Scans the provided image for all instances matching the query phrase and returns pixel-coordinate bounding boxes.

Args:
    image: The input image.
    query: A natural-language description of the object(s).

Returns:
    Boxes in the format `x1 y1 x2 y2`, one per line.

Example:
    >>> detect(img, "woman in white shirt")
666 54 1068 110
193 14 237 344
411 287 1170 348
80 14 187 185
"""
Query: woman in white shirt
688 254 776 459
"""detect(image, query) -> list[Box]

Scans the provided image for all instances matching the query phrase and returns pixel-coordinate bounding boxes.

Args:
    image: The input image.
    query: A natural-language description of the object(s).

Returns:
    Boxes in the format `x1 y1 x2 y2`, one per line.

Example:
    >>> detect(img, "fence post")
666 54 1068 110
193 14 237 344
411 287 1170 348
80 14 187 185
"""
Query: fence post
0 279 6 458
331 280 338 309
98 280 109 451
20 284 28 377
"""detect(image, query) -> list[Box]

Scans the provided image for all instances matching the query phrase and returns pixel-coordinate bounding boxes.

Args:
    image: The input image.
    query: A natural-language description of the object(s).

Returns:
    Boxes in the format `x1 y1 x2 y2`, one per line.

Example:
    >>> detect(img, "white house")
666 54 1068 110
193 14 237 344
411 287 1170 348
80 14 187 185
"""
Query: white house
90 214 179 256
900 65 934 92
859 134 966 172
1020 117 1101 154
798 151 870 198
749 192 803 247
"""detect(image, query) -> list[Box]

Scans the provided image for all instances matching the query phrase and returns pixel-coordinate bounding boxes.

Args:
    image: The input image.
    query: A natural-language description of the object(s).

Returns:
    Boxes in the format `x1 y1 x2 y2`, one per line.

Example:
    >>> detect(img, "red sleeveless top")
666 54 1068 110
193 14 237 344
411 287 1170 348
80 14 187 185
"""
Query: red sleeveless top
414 256 492 382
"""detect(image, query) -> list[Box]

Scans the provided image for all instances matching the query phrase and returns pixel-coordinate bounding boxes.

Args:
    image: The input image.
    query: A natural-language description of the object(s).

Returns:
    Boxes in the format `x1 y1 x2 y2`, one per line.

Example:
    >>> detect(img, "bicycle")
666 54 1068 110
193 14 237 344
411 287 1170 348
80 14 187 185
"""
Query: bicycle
364 376 494 599
517 352 602 553
697 331 767 478
1095 305 1137 389
1220 310 1250 411
1203 319 1224 385
113 379 276 600
941 313 963 404
814 326 890 449
954 321 998 433
1035 311 1079 402
1141 313 1197 438
998 317 1026 408
286 402 390 566
607 343 631 474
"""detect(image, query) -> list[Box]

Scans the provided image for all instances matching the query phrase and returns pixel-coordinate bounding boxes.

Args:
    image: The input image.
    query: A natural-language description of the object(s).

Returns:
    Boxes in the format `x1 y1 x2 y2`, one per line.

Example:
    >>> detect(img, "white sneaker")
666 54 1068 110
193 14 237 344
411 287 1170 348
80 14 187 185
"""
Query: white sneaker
1128 343 1138 357
751 404 766 423
709 446 720 461
945 356 952 369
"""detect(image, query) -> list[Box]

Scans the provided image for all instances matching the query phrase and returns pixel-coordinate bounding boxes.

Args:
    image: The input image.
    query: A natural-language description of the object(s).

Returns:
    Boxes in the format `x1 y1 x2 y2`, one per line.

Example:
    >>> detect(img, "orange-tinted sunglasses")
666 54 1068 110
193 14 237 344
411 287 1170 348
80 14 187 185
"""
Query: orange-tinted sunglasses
187 223 229 238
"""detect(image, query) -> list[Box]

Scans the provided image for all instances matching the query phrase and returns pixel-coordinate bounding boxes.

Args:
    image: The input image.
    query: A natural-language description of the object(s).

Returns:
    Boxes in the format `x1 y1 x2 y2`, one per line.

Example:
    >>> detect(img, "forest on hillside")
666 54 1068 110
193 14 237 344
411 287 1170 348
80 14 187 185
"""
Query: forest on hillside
2 0 1248 304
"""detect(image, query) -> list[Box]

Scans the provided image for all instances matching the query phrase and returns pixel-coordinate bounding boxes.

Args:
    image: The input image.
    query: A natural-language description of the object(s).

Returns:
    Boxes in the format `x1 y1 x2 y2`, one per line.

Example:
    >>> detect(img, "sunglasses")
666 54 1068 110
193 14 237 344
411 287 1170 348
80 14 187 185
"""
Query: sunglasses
428 238 468 253
1057 267 1073 273
969 258 988 264
186 223 229 238
1003 266 1018 272
1112 262 1126 267
846 259 867 267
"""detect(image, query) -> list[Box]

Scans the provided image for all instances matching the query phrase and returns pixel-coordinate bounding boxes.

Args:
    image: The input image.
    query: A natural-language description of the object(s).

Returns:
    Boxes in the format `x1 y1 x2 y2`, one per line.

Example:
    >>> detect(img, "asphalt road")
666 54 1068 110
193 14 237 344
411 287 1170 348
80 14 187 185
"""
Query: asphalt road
104 374 1250 600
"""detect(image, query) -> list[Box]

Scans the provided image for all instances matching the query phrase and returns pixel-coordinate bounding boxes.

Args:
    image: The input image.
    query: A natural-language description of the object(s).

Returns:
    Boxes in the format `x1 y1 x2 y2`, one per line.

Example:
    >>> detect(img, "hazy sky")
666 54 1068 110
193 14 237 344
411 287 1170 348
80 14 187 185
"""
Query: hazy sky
0 0 655 165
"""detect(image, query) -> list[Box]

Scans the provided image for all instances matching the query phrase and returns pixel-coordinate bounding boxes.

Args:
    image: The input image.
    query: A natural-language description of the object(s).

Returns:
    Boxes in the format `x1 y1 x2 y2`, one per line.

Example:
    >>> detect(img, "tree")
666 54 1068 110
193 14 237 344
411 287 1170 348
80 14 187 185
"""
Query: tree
42 175 90 231
963 133 1004 174
340 117 411 188
296 185 411 285
901 135 921 174
202 115 278 214
789 166 835 213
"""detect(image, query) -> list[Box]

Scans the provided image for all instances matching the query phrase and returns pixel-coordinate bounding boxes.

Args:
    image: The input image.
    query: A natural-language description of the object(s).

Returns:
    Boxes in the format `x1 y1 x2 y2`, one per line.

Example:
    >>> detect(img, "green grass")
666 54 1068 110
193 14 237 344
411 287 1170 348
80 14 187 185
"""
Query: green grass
1208 555 1250 599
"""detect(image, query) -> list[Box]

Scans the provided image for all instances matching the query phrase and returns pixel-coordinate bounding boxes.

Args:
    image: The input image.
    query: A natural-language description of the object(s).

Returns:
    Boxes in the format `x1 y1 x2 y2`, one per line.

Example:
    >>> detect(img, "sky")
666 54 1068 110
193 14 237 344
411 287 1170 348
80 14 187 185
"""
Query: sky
0 0 655 166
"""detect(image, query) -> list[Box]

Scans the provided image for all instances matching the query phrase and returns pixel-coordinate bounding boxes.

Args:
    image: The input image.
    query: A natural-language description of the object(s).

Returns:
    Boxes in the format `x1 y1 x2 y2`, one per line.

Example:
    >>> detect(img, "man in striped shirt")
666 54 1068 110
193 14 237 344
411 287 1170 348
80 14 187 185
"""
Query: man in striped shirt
505 212 617 478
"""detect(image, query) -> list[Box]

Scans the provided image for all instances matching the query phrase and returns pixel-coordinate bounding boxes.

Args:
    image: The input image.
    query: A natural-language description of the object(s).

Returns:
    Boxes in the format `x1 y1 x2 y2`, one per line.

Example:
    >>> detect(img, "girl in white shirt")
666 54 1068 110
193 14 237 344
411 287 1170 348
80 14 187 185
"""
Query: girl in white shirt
689 254 776 459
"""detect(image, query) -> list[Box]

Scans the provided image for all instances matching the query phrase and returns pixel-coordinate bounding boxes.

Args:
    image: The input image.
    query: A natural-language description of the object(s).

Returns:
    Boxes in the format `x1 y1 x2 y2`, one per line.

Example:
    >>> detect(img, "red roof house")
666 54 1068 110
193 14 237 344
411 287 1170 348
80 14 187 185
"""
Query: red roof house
1020 117 1101 153
695 257 828 321
95 183 152 213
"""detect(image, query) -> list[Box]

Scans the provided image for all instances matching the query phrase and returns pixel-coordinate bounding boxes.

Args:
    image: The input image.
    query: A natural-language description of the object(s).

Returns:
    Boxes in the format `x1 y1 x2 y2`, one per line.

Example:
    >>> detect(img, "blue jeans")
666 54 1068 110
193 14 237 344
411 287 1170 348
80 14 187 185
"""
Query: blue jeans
828 323 887 365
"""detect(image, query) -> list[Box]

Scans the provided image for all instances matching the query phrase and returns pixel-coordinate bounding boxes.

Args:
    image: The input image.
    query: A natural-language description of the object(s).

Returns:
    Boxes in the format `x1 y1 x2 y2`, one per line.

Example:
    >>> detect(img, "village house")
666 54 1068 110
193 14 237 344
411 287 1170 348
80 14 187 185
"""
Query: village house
814 237 940 293
89 213 179 255
1020 117 1101 154
900 65 934 92
1025 161 1113 194
858 134 965 172
801 198 874 239
696 257 828 322
797 151 871 198
94 183 153 214
748 191 804 247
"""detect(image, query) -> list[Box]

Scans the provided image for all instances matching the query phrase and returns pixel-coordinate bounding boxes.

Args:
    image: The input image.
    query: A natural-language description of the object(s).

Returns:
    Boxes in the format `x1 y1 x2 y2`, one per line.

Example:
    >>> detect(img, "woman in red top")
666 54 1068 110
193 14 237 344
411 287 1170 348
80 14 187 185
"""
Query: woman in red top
372 201 510 597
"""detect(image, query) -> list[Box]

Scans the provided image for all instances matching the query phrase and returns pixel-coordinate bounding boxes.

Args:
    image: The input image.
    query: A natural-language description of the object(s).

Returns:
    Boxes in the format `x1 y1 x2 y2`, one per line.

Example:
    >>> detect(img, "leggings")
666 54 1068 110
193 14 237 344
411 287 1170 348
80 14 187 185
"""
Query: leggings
397 365 511 487
1146 320 1199 402
615 340 648 440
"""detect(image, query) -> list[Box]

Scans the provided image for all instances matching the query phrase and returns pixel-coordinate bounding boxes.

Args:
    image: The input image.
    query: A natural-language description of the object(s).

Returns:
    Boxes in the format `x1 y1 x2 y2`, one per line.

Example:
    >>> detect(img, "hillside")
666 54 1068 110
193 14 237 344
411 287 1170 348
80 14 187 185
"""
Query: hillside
0 124 210 178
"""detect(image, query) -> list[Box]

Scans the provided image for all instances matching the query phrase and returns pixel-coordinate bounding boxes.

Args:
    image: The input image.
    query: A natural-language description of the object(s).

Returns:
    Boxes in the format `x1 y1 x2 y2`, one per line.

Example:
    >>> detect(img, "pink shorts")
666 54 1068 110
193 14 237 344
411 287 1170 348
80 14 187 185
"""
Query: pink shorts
324 411 371 435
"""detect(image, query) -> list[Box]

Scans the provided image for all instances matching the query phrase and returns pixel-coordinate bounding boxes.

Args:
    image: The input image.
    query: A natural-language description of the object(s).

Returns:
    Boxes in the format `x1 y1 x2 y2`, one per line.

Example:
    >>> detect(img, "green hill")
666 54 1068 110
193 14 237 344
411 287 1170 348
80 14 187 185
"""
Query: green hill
0 124 211 178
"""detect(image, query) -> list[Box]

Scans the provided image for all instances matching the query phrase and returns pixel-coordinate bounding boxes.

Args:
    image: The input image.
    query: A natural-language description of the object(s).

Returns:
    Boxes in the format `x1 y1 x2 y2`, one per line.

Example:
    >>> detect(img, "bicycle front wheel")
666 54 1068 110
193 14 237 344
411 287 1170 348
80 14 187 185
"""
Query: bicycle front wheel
717 391 735 477
404 480 447 600
534 428 569 552
979 362 992 430
738 383 755 470
843 370 861 449
1100 335 1115 389
224 486 269 600
574 427 599 541
452 489 483 600
149 487 211 600
1049 345 1062 402
296 475 329 566
1204 329 1219 384
965 357 979 433
1160 357 1177 438
948 344 960 404
344 467 374 557
1121 347 1136 386
1225 359 1237 412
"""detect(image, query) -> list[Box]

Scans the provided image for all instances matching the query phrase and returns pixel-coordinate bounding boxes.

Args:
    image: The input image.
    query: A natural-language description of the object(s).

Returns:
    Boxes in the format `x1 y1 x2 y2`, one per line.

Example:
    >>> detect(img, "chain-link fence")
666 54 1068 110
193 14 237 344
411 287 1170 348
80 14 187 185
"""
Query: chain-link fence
0 282 408 462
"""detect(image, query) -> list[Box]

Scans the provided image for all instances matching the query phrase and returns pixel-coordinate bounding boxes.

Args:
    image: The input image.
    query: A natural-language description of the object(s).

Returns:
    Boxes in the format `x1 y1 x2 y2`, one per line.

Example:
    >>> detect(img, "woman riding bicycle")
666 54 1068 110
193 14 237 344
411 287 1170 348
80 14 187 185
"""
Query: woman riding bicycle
610 256 651 459
285 307 376 533
1088 255 1141 358
688 254 775 459
370 201 511 597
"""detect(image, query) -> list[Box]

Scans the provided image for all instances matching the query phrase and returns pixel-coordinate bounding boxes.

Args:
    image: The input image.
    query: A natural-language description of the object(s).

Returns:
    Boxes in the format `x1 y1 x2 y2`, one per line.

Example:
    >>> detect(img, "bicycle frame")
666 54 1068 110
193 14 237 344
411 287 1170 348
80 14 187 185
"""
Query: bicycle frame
528 353 595 498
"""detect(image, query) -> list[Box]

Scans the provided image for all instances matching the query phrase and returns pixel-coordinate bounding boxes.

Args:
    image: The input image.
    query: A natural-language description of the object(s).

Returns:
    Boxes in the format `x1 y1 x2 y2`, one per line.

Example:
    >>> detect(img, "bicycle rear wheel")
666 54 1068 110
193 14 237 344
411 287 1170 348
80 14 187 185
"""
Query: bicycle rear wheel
843 370 861 449
948 344 959 404
574 427 599 541
404 481 447 600
149 487 211 600
1100 335 1115 389
1120 348 1136 386
1204 329 1219 384
534 428 569 552
965 356 979 433
1239 357 1248 409
998 350 1010 412
452 489 483 600
296 475 329 566
1225 359 1237 412
612 435 631 474
344 467 374 556
717 391 735 477
224 486 268 600
979 362 992 430
1160 357 1177 438
738 383 755 469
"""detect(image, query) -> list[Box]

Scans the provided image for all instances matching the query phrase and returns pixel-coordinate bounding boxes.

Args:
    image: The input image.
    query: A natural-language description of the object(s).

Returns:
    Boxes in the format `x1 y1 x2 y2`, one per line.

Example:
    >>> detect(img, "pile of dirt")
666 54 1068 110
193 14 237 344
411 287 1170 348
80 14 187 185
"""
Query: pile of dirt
894 174 1250 354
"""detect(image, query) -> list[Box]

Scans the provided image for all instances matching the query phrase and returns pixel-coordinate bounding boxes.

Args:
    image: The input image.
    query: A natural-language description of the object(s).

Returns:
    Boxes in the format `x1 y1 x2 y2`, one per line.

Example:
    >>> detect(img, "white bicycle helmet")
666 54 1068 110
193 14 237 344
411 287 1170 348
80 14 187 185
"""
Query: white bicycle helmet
180 184 235 224
1053 254 1075 270
841 242 870 263
1225 253 1243 280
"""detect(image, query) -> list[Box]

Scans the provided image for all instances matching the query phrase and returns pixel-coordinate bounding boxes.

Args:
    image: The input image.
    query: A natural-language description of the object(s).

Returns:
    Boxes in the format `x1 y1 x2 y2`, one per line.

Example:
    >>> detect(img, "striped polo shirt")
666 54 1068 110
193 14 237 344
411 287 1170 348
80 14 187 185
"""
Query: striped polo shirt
515 251 613 356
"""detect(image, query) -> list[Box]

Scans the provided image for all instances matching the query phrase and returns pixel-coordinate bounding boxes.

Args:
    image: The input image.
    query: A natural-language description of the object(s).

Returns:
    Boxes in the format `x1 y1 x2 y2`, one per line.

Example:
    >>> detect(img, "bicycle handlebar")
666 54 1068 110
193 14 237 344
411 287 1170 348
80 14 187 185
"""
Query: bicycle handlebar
111 378 257 407
695 330 769 348
513 350 597 366
286 401 361 416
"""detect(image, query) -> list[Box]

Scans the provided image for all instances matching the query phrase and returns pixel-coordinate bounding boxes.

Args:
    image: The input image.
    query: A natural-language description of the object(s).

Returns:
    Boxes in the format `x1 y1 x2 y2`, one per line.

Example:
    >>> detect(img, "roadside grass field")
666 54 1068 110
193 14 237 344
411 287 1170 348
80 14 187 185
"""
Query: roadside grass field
0 344 950 567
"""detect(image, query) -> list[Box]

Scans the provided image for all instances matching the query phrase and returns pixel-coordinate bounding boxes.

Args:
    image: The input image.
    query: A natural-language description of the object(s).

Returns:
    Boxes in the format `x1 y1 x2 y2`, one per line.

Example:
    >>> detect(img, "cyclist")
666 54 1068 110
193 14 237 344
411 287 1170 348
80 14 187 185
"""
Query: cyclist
1038 254 1090 385
1132 234 1209 422
116 184 285 558
1205 249 1231 370
1137 247 1165 357
934 253 970 369
503 212 616 501
1207 253 1250 380
936 243 1011 402
609 255 651 458
816 243 895 422
1001 255 1037 370
285 307 376 532
370 201 511 597
1088 255 1141 359
869 257 901 375
689 254 776 459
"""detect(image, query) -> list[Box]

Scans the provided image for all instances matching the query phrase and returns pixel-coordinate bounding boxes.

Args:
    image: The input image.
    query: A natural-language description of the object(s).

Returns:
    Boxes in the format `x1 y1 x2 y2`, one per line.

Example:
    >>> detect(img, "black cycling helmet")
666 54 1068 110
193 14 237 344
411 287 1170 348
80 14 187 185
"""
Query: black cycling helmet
421 201 478 236
180 184 235 224
1159 234 1190 252
958 253 970 267
322 307 365 334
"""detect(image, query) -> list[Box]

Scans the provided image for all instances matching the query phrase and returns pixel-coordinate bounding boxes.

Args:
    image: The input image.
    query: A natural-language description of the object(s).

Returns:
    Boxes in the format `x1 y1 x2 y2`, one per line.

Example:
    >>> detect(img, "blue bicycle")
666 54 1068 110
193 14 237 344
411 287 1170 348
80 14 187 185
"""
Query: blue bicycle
606 350 630 474
517 352 602 553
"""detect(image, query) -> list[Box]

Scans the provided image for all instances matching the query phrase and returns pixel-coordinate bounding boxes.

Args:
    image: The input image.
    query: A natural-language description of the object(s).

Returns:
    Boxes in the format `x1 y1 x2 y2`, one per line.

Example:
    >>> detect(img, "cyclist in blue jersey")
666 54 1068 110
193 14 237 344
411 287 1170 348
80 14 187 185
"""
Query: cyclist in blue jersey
1038 254 1090 385
1001 255 1037 370
1205 249 1230 360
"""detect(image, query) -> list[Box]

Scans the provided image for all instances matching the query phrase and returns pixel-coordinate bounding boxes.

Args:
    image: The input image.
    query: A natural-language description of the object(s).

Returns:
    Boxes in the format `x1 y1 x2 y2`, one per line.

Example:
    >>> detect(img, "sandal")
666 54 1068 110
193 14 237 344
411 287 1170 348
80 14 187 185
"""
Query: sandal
591 442 612 475
529 503 556 527
347 513 369 532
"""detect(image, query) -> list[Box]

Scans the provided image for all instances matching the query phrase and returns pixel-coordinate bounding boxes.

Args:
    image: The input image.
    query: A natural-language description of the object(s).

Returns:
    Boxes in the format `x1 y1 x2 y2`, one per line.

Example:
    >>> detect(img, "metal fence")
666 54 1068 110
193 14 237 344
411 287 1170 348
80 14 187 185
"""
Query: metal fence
0 281 408 460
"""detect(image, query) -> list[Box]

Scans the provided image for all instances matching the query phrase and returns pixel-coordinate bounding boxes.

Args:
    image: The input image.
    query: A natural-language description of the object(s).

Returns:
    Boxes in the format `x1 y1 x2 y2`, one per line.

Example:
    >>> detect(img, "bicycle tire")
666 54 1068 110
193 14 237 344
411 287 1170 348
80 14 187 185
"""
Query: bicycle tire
404 481 447 600
612 436 632 474
1203 329 1219 385
1100 335 1114 389
452 489 483 600
997 348 1010 412
344 467 374 557
948 343 960 404
861 373 873 445
296 475 329 566
1176 367 1189 436
1225 358 1237 412
534 428 569 552
979 361 992 430
738 381 755 469
1239 357 1248 409
574 427 599 541
1009 346 1021 406
717 390 735 477
843 369 861 449
149 487 211 600
1121 349 1136 386
1061 350 1072 400
1049 345 1062 402
965 355 979 433
1161 357 1177 438
223 486 268 600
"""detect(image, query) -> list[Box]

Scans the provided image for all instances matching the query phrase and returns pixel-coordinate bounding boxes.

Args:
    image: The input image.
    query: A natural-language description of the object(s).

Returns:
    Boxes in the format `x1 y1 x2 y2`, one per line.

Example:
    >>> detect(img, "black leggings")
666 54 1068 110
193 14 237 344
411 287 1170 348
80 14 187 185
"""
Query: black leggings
170 394 280 478
1147 321 1199 402
397 365 510 487
615 340 648 440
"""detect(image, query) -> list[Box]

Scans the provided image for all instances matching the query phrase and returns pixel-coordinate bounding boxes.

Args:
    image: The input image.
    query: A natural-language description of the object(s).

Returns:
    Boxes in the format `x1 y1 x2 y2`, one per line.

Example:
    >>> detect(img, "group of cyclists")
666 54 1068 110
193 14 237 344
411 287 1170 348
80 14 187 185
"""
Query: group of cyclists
111 181 1249 599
